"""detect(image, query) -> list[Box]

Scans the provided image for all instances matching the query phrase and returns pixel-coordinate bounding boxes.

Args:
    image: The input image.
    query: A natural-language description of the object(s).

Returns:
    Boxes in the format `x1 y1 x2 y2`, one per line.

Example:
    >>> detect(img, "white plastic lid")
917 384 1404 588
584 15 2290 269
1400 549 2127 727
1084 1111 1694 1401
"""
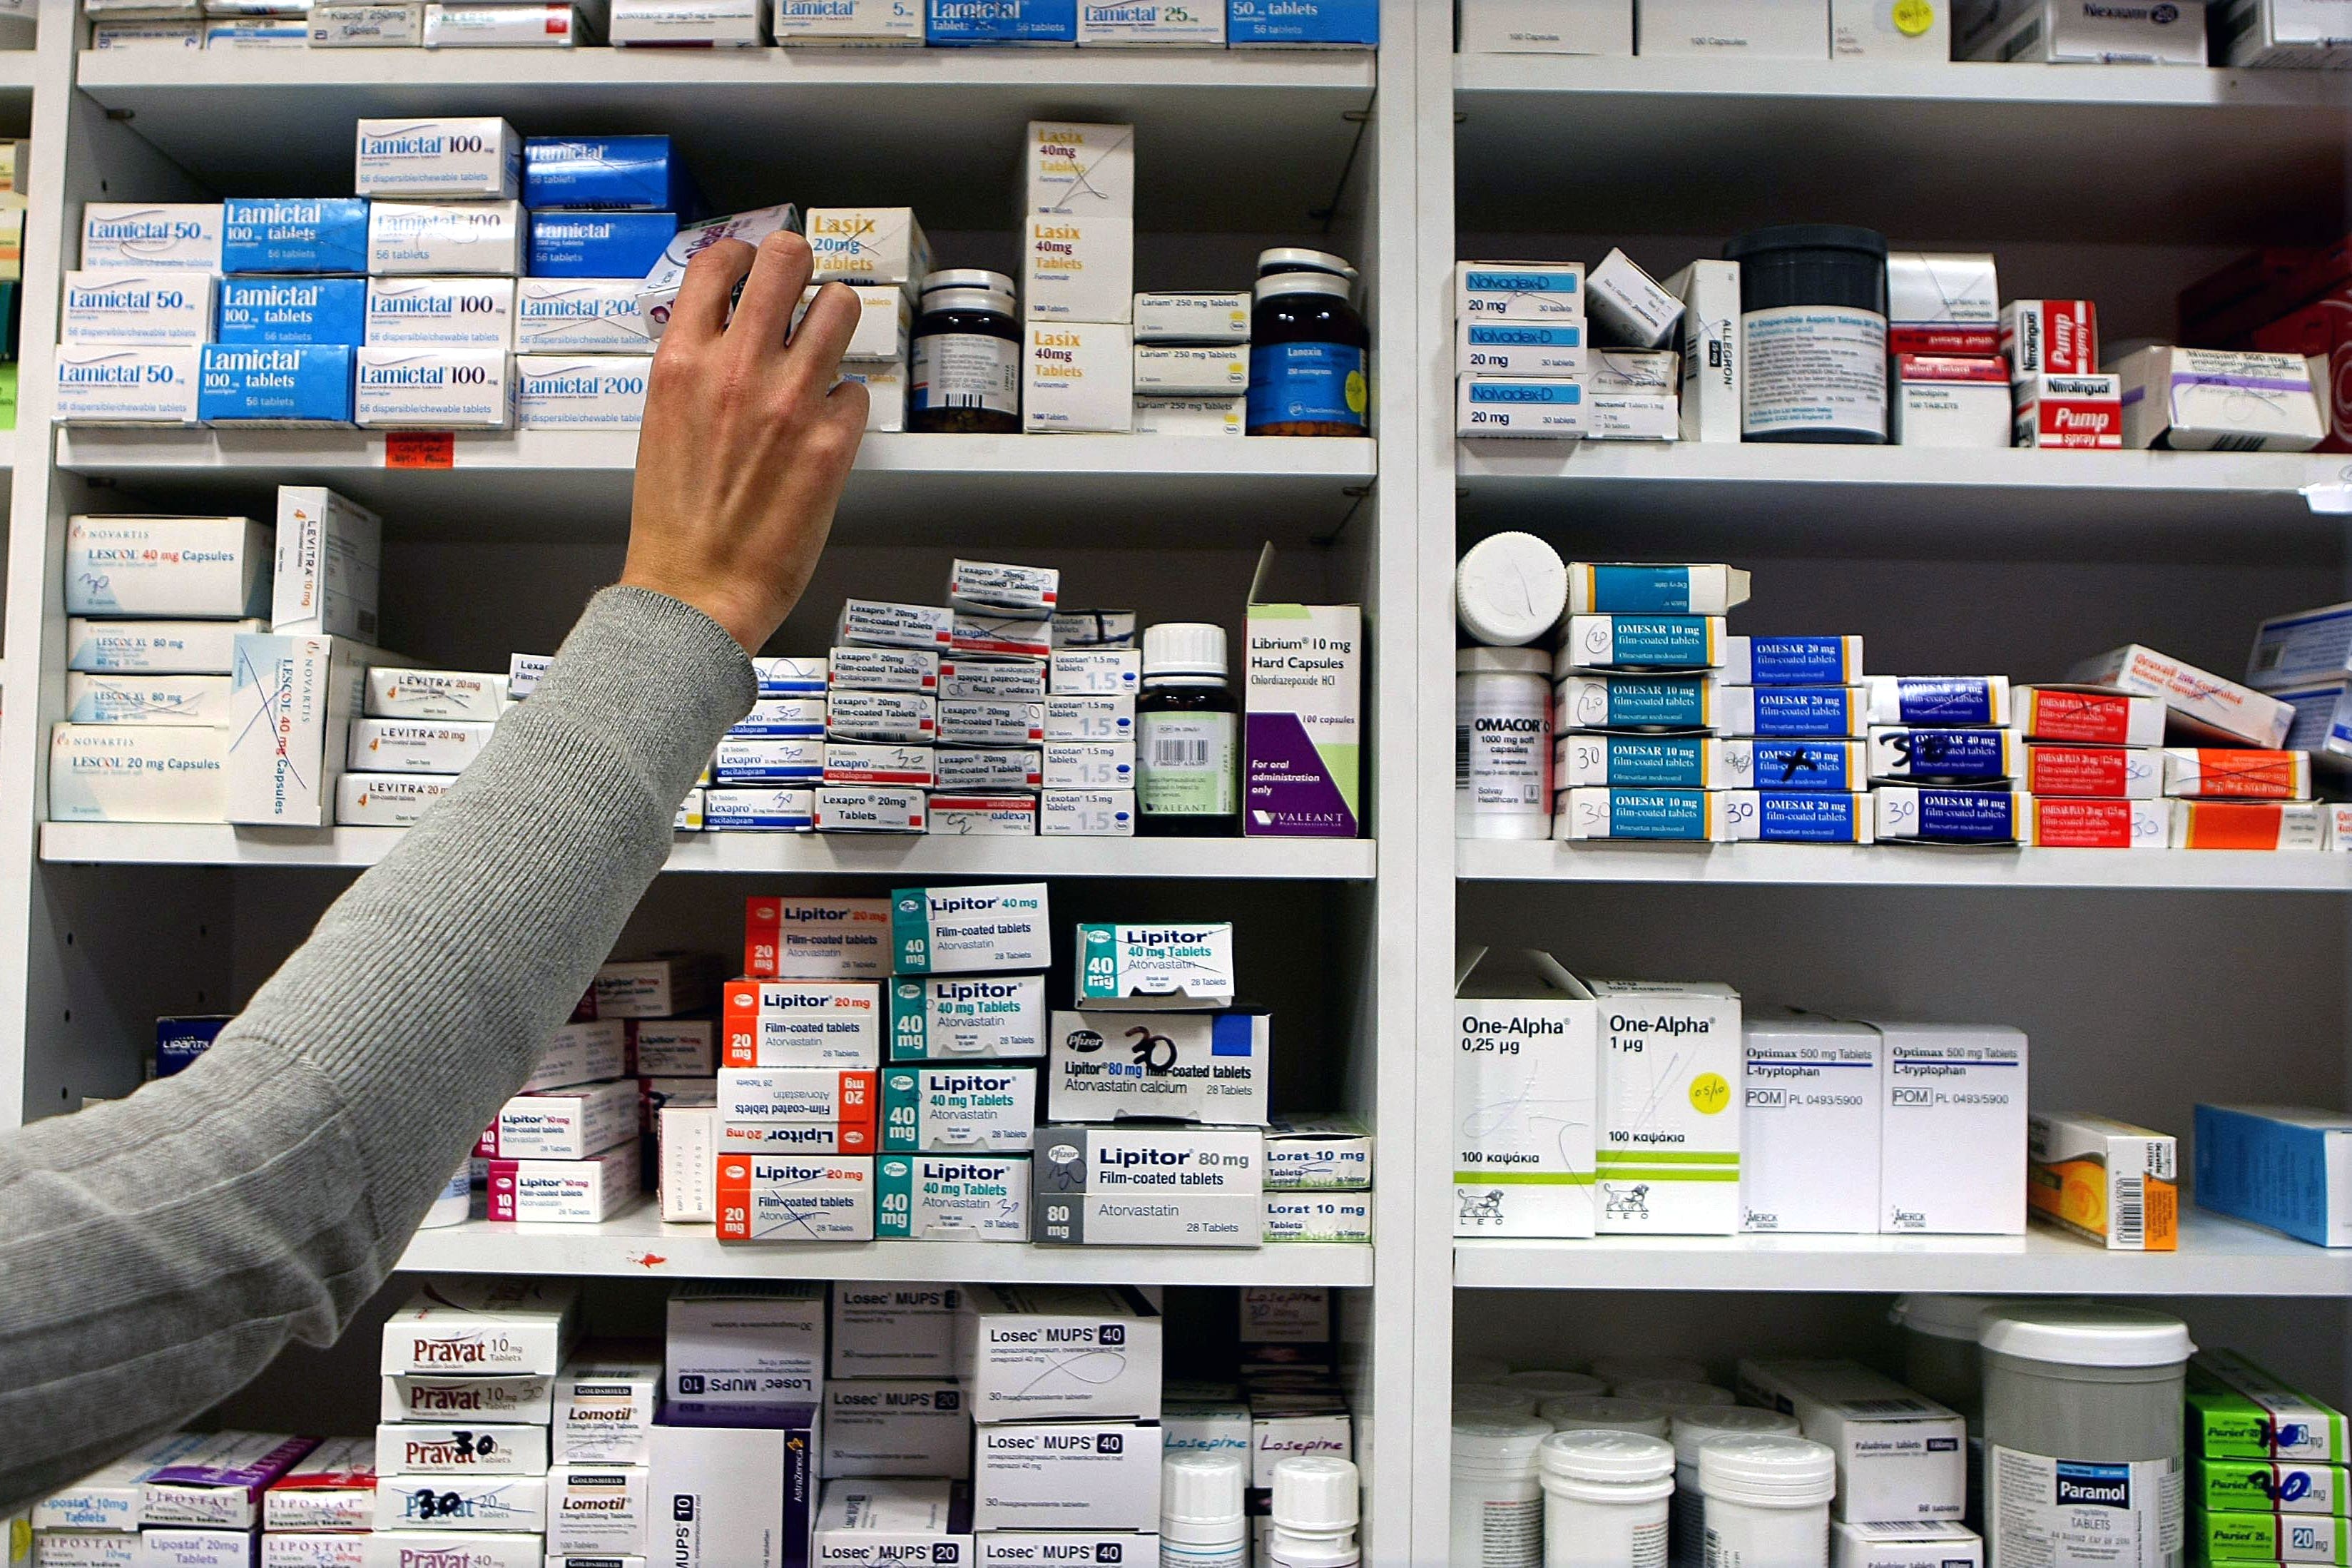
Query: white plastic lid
1259 246 1358 281
1456 1354 1511 1383
1142 622 1228 678
1452 1416 1552 1467
1161 1453 1246 1526
1671 1406 1801 1463
1537 1428 1676 1484
1615 1378 1736 1412
1890 1293 2022 1343
922 288 1013 318
1978 1304 2196 1368
921 268 1014 297
1537 1394 1671 1435
1499 1368 1608 1399
1697 1434 1838 1506
1457 532 1567 647
1255 271 1351 304
1271 1457 1360 1532
1591 1354 1710 1388
1455 1383 1542 1419
1457 646 1552 678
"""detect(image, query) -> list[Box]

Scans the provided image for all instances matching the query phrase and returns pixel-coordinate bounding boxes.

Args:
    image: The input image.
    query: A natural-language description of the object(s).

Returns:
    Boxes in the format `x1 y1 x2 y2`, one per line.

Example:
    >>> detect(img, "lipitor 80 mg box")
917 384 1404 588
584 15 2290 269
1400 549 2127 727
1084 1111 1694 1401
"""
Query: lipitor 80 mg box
1047 1008 1271 1126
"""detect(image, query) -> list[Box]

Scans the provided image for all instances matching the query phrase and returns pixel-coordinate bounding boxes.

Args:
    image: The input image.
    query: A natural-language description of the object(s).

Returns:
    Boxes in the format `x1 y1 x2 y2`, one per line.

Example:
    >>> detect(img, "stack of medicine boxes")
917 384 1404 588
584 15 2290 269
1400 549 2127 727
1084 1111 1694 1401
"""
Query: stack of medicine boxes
704 655 825 833
1234 1290 1355 1563
133 1431 320 1565
547 1338 666 1560
1046 605 1141 835
2005 295 2119 450
807 203 925 434
823 595 947 834
51 511 270 825
58 190 222 429
1582 249 1681 440
260 1435 377 1562
2014 682 2169 849
377 1278 578 1556
340 656 511 828
474 969 639 1224
936 559 1057 836
1865 675 2030 845
656 1281 823 1568
355 116 525 430
1551 561 1875 844
27 1435 208 1563
1133 287 1251 436
514 135 687 429
2188 1350 2352 1565
1887 252 2012 450
1022 121 1135 434
1453 259 1589 439
813 1286 976 1560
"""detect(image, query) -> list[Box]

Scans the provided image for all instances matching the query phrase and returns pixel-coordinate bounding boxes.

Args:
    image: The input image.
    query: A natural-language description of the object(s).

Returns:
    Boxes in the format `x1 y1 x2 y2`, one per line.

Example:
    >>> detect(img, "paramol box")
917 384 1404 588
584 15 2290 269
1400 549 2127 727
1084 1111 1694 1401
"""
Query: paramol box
1047 1009 1271 1126
1738 1359 1966 1524
891 882 1050 975
957 1285 1163 1422
1076 922 1235 1009
1589 977 1742 1236
2192 1351 2351 1462
1876 1022 2027 1236
890 974 1047 1060
1453 947 1600 1240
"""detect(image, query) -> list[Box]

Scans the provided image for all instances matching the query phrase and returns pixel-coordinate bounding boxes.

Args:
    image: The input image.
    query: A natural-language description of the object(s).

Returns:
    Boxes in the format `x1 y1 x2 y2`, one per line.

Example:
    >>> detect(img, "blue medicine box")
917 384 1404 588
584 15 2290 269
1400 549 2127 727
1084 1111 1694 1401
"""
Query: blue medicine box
1748 686 1865 738
197 344 356 424
1590 788 1709 840
1727 635 1865 686
1751 792 1869 843
222 198 370 275
2195 1104 2352 1248
1888 785 2021 842
703 792 815 831
1228 0 1377 45
927 0 1077 44
215 276 367 346
525 136 693 213
156 1014 231 1078
529 211 680 279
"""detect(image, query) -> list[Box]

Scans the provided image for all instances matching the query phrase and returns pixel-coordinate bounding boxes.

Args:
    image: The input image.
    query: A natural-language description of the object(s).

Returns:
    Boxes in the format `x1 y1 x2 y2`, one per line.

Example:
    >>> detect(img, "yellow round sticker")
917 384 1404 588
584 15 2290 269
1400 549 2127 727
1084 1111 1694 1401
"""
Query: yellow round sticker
1345 370 1368 416
1893 0 1935 36
1689 1073 1731 1115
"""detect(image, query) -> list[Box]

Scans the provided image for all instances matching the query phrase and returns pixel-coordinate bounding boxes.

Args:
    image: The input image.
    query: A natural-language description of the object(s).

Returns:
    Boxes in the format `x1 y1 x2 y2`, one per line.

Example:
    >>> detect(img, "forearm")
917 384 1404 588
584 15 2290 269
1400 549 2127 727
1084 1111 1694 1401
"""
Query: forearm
0 586 751 1508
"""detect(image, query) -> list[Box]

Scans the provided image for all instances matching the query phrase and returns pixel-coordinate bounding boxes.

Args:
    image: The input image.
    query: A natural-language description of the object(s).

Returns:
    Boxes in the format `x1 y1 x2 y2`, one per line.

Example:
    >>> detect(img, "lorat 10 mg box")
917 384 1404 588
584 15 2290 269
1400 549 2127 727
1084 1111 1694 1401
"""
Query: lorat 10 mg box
957 1285 1164 1422
1263 1114 1372 1191
882 1064 1037 1152
890 973 1047 1060
1076 922 1236 1008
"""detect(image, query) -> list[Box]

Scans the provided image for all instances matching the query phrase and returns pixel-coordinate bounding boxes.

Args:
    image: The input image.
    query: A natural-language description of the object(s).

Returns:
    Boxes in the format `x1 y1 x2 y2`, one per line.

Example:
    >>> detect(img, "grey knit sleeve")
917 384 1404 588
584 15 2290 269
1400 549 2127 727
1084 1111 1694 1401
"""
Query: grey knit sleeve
0 585 753 1510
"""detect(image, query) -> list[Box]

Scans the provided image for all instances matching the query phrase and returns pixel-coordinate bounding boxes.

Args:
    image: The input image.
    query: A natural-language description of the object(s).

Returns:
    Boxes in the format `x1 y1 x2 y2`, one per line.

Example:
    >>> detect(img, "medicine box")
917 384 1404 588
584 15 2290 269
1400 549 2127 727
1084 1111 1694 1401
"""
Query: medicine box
823 743 933 788
1830 1521 1984 1568
365 666 504 721
274 484 382 641
1022 121 1134 214
60 270 214 347
1026 321 1134 433
938 698 1044 746
483 1141 639 1223
372 1473 547 1531
1076 922 1236 1009
1893 355 2010 448
54 345 203 424
2165 747 2312 800
65 514 270 618
882 1064 1037 1152
516 278 655 353
355 116 521 198
942 666 1047 707
1643 0 1828 54
362 1533 539 1568
877 1152 1033 1240
221 198 370 275
1458 375 1584 437
522 1018 626 1093
2174 797 2330 850
1971 0 2209 63
838 599 954 652
716 735 823 784
957 1284 1163 1421
264 1435 377 1532
2192 1456 2349 1517
1741 1016 1881 1235
380 1278 579 1376
776 0 925 42
1228 0 1378 44
483 1076 638 1160
1459 0 1634 53
547 1460 651 1553
609 0 770 46
2013 372 2123 449
1586 248 1684 350
888 973 1047 1060
971 1422 1161 1532
1047 1008 1271 1126
1737 1358 1965 1523
835 647 942 693
337 770 457 824
1452 947 1599 1238
664 1283 825 1401
721 979 882 1068
524 134 688 212
198 344 357 424
830 1285 964 1380
1134 291 1251 343
2025 796 2169 849
814 1478 975 1562
511 354 651 429
1457 260 1584 324
891 882 1050 974
2216 0 2352 66
1263 1114 1373 1191
2027 1110 2179 1251
2001 298 2097 376
1865 676 2010 728
219 276 367 347
2114 345 2324 453
1589 977 1741 1235
1875 1021 2027 1235
2192 1350 2351 1463
808 206 932 289
816 783 927 833
703 786 816 831
2251 600 2352 691
375 1420 549 1477
795 281 910 360
310 4 429 47
1041 788 1136 837
631 1016 717 1076
1264 1193 1371 1243
635 204 804 337
745 895 892 979
82 202 223 271
1022 212 1132 322
355 346 514 428
365 276 515 349
1869 726 2020 783
228 632 398 827
1130 396 1238 434
2195 1104 2352 1248
2070 644 2295 748
1562 614 1725 671
2014 683 2164 745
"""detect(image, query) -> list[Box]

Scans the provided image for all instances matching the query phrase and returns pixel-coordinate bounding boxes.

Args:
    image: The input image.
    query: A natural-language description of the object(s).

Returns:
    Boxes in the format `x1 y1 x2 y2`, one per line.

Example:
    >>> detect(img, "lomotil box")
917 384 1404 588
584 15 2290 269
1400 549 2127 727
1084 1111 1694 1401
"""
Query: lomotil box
1590 976 1742 1235
1454 947 1599 1239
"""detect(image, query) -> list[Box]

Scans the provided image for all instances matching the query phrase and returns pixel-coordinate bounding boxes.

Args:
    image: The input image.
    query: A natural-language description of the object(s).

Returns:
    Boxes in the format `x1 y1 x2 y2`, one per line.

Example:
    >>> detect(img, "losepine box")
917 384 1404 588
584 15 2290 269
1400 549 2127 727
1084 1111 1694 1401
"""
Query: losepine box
1736 1359 1965 1524
221 199 371 275
1458 376 1585 437
745 895 892 980
1046 1009 1271 1126
366 666 506 721
82 202 223 271
814 1479 977 1561
516 278 656 352
60 270 215 347
1831 1521 1983 1568
275 484 382 641
775 0 925 41
889 973 1049 1061
972 1422 1163 1532
54 345 203 424
636 204 805 339
381 1372 556 1425
365 276 516 348
372 1474 548 1532
198 344 357 424
890 882 1051 974
354 116 522 198
957 1285 1163 1421
263 1435 377 1531
881 1064 1038 1152
1741 1015 1882 1236
877 1151 1034 1240
1075 922 1236 1009
142 1432 321 1527
721 979 882 1068
531 210 681 279
483 1076 639 1160
546 1460 652 1554
1025 321 1134 432
218 276 368 347
2194 1104 2352 1248
715 1152 878 1241
516 354 651 429
65 514 271 618
361 1534 540 1568
373 1420 550 1477
2068 643 2295 747
1874 1021 2027 1236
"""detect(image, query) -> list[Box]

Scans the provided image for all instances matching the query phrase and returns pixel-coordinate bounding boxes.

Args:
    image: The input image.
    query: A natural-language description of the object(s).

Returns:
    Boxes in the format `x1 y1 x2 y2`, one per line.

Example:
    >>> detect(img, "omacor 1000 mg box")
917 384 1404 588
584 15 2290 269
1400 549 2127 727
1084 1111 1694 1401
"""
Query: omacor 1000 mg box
1454 947 1599 1239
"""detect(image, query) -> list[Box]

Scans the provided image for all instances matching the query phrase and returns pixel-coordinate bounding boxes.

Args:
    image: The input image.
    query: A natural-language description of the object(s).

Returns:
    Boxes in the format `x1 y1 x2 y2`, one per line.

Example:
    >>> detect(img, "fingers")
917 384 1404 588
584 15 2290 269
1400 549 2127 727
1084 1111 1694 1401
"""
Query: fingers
663 237 757 347
727 230 816 357
783 280 862 396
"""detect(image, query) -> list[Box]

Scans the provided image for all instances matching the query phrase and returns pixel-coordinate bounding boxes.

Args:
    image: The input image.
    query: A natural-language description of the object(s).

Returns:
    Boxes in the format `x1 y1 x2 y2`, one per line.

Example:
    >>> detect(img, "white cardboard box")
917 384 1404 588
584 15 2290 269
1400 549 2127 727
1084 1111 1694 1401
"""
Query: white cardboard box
554 1342 663 1464
482 1141 640 1223
647 1423 789 1568
714 1152 877 1241
1741 1015 1881 1235
957 1284 1162 1422
354 116 520 198
1024 321 1133 432
970 1422 1162 1532
55 345 203 424
273 485 382 641
365 275 516 349
1664 258 1741 444
366 198 526 275
2112 345 2323 453
1023 121 1135 215
829 1285 965 1380
66 514 270 618
380 1278 579 1375
820 1385 974 1480
1461 0 1632 51
1454 947 1600 1239
1022 212 1133 323
1737 1358 1966 1524
60 269 215 346
1875 1020 2027 1236
1592 976 1743 1235
2067 643 2296 748
663 1283 825 1402
1832 0 1951 56
1641 0 1828 56
547 1459 651 1554
355 346 514 428
1046 1009 1270 1125
227 631 401 826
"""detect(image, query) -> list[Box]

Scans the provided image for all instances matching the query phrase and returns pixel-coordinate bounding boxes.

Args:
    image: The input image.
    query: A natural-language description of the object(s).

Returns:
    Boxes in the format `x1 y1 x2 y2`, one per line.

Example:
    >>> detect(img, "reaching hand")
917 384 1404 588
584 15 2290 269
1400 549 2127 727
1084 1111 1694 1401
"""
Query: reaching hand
621 230 870 653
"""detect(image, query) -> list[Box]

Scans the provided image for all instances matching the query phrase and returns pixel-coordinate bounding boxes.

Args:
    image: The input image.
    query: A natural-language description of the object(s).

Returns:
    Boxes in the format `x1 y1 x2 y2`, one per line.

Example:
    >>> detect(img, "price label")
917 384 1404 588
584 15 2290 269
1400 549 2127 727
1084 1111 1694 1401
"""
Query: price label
386 431 455 469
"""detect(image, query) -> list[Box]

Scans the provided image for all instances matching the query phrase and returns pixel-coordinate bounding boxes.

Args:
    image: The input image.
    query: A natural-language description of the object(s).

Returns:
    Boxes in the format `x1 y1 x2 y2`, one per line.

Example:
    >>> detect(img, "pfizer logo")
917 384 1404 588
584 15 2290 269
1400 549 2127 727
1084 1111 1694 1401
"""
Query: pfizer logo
1047 1141 1080 1166
2153 3 2179 19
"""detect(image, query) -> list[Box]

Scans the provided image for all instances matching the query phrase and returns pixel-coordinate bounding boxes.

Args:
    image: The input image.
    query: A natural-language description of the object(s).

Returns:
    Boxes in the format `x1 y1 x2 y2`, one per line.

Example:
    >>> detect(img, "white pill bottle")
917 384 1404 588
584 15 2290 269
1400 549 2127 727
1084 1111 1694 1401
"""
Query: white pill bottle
1457 647 1554 840
1539 1428 1675 1568
1450 1416 1551 1568
1268 1456 1361 1568
1698 1432 1836 1567
1161 1452 1248 1568
1669 1407 1800 1567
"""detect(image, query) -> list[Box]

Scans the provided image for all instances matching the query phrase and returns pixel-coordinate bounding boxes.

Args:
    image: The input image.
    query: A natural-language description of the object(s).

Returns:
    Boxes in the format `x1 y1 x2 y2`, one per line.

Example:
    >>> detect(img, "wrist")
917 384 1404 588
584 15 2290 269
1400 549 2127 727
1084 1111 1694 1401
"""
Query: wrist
617 571 773 654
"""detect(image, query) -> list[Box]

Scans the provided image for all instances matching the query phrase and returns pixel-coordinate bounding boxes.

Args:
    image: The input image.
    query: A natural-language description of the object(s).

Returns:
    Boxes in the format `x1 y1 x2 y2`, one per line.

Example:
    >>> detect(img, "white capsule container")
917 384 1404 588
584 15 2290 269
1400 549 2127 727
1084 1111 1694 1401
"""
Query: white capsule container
1450 1416 1550 1568
1457 1383 1542 1420
1457 531 1567 647
1459 646 1554 840
1669 1407 1799 1568
1612 1378 1735 1416
1538 1395 1670 1439
1538 1429 1674 1568
1697 1434 1836 1568
1499 1369 1609 1402
1458 1355 1512 1383
1593 1355 1710 1391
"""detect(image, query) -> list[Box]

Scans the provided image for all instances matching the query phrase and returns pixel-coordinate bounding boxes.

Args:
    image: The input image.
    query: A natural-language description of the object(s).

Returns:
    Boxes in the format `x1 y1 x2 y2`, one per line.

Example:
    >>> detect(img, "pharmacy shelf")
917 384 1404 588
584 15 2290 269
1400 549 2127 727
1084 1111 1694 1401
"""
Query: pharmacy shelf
1457 839 2352 892
1452 1211 2350 1296
54 429 1378 544
74 48 1374 230
0 48 28 120
1454 54 2352 245
1455 442 2348 551
39 821 1378 880
396 1201 1376 1286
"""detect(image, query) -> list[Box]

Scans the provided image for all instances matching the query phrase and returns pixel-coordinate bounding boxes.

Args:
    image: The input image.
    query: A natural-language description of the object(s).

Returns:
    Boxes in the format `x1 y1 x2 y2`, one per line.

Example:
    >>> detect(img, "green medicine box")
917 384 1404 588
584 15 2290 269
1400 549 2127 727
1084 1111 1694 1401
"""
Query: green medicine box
2197 1460 2351 1517
2192 1353 2351 1463
2196 1509 2351 1562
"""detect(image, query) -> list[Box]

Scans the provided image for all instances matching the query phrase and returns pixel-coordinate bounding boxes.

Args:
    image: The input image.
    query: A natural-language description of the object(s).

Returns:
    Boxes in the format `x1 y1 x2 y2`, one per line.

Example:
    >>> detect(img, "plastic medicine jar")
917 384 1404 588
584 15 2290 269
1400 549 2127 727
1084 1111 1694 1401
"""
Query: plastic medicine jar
1613 1378 1736 1415
1697 1432 1836 1568
1723 223 1890 445
1499 1368 1609 1400
1247 265 1368 437
1457 1383 1544 1420
1537 1429 1675 1568
1593 1354 1711 1390
1538 1394 1671 1439
1669 1407 1799 1568
1162 1452 1248 1568
1979 1304 2194 1568
1456 531 1567 648
1450 1416 1552 1568
1457 648 1554 841
1890 1293 2042 1424
1268 1456 1361 1568
910 268 1018 434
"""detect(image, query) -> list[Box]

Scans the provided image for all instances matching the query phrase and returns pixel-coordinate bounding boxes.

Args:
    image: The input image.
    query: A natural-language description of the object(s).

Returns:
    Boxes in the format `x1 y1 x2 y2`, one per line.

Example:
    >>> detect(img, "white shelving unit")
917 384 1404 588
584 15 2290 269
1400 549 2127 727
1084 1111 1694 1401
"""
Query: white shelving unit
5 9 2352 1561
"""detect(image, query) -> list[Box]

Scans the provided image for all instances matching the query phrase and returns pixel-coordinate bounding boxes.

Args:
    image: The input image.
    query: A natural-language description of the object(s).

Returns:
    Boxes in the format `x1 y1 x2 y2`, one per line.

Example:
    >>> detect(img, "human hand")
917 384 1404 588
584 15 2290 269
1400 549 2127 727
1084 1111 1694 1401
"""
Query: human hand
622 231 870 653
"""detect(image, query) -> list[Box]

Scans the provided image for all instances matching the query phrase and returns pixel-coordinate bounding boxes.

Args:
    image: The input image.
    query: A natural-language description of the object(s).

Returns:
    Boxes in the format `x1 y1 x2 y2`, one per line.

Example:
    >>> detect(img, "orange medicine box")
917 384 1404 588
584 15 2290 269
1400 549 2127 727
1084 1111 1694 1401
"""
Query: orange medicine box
2013 685 2164 746
2022 744 2159 798
721 979 882 1067
2162 748 2313 800
2172 798 2330 850
2025 796 2169 849
2027 1110 2179 1251
743 896 891 980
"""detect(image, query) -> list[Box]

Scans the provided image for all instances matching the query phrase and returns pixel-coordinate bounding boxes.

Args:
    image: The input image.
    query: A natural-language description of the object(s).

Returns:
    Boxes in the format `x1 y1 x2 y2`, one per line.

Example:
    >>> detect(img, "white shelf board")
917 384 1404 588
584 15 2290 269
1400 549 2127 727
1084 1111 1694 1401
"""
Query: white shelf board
1453 1213 2351 1296
55 430 1376 545
1456 442 2348 551
1454 54 2352 244
41 821 1376 880
74 49 1373 231
1457 839 2352 892
0 47 31 120
397 1200 1375 1286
